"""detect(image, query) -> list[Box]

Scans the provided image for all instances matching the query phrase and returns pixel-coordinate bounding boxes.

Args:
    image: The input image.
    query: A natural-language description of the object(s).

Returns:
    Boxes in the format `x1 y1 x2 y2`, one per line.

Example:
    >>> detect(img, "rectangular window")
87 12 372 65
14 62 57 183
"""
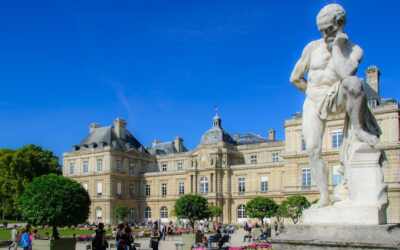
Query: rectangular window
301 135 306 151
145 184 151 197
331 131 343 149
69 161 75 175
260 176 268 192
161 163 167 172
82 160 89 174
129 161 135 176
332 165 343 186
238 177 246 194
117 182 122 195
178 182 185 195
129 184 135 197
177 161 183 171
200 177 209 194
96 159 103 172
116 160 123 172
250 154 257 164
96 182 103 196
302 168 311 189
161 183 167 197
272 152 280 162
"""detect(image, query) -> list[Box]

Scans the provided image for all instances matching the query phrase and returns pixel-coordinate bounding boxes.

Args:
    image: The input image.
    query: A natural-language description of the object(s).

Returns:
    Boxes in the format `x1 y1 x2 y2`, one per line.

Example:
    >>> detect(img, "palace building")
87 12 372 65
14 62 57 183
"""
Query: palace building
63 66 400 225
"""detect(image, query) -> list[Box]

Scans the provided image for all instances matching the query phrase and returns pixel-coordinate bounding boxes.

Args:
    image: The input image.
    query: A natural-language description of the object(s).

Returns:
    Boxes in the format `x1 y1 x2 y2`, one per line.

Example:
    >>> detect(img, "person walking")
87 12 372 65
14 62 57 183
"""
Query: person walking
150 227 160 250
92 223 109 250
19 224 32 250
8 225 18 250
160 223 166 241
125 225 135 250
116 224 127 250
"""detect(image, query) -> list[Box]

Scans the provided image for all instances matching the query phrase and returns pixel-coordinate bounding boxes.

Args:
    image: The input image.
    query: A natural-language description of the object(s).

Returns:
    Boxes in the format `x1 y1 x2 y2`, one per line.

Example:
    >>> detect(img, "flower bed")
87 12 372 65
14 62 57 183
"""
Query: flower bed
222 242 272 250
77 234 94 241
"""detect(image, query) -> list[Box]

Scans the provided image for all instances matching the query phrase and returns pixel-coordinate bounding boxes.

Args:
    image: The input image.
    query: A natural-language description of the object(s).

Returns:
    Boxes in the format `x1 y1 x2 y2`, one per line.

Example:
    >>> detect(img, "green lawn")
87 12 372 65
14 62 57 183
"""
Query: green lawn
0 228 111 241
0 229 10 241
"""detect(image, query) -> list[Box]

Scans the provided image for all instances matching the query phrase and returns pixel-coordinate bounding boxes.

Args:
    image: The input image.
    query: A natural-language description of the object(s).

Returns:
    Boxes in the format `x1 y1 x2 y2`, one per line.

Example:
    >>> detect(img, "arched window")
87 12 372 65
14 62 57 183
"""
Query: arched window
95 207 103 222
200 177 209 194
237 204 246 219
160 207 168 218
128 208 136 223
144 207 152 219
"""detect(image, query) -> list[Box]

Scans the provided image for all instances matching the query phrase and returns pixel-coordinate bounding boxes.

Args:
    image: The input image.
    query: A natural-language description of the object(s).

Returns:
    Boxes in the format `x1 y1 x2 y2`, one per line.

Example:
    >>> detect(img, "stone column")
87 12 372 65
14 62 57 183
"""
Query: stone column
210 173 214 193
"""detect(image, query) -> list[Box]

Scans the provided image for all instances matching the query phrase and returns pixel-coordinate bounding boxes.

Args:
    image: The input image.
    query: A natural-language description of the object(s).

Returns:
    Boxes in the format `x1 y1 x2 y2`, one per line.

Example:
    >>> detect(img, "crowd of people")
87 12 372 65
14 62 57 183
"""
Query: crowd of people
6 220 281 250
8 224 38 250
243 220 283 243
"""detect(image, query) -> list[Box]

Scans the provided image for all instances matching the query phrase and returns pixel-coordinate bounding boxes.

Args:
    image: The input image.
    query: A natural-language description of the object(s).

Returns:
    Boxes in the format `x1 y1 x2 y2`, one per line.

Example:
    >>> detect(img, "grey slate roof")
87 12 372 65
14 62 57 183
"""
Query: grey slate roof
232 133 268 145
147 141 188 155
75 126 147 152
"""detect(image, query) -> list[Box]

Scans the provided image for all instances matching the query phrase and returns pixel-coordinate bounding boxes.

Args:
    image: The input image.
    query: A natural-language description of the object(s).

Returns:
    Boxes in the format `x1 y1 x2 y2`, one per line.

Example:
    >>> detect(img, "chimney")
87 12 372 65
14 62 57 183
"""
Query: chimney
366 66 380 96
174 136 183 152
152 139 160 147
268 129 276 141
113 118 127 139
89 123 100 133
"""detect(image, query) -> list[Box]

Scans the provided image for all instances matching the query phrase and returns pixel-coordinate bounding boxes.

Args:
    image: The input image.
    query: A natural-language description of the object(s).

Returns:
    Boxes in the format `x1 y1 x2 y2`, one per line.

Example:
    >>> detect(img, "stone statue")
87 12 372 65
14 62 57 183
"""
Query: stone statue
290 4 386 224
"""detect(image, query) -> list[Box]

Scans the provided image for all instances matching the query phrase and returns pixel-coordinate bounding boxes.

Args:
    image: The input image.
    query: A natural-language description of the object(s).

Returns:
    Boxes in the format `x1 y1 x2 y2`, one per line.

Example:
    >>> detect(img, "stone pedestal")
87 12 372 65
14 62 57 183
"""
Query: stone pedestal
303 142 387 225
271 224 400 250
302 203 386 225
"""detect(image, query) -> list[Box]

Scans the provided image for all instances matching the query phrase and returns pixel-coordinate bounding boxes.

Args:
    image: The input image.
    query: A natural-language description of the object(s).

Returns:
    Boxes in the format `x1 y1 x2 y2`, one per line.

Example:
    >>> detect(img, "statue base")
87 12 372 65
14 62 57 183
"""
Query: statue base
303 140 387 225
270 224 400 250
302 202 386 225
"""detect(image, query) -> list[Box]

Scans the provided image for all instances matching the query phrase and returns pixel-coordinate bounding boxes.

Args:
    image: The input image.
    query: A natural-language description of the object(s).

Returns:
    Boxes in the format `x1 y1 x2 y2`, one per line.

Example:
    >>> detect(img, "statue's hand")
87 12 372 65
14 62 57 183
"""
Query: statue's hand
333 32 348 47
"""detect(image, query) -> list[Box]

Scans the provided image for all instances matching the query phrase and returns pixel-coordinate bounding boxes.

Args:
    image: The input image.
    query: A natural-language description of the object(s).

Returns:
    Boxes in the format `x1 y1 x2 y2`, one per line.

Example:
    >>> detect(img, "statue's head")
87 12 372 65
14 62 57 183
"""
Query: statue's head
316 4 346 45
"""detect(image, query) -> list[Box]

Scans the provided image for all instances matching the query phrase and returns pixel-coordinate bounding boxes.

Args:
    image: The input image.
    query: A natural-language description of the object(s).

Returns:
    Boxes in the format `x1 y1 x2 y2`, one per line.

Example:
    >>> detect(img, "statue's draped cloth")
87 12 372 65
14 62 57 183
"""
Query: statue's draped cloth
306 79 382 164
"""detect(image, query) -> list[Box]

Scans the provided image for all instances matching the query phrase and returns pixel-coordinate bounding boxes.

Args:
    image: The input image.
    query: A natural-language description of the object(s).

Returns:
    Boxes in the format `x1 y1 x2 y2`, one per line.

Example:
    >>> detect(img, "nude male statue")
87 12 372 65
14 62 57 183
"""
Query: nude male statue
290 4 380 207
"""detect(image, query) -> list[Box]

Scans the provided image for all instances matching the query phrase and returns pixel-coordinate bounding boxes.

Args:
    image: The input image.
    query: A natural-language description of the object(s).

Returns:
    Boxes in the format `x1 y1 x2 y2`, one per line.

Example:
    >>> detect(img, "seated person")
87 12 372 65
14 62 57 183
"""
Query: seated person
195 229 204 245
207 228 221 248
243 228 252 242
259 229 268 241
218 230 230 249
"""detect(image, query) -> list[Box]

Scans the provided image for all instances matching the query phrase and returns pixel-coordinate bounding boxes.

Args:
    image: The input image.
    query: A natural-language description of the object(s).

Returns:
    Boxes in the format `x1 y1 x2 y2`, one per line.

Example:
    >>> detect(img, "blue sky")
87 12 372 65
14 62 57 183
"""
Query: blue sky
0 0 399 157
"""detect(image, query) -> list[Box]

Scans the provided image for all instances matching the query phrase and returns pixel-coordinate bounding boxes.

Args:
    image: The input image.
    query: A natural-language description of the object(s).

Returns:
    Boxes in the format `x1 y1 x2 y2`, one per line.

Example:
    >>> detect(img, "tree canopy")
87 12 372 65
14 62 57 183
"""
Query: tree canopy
279 195 310 224
245 197 278 224
208 204 223 219
19 174 90 228
174 194 210 228
114 205 129 223
0 145 60 219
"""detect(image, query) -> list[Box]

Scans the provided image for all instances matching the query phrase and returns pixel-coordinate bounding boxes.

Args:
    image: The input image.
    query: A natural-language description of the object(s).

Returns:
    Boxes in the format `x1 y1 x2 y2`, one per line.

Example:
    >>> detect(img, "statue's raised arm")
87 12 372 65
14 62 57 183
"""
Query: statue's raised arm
290 42 315 92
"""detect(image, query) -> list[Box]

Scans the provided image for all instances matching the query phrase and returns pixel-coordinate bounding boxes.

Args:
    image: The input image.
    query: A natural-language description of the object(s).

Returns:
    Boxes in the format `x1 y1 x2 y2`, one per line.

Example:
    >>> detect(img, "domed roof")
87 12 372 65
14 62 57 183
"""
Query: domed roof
200 113 236 145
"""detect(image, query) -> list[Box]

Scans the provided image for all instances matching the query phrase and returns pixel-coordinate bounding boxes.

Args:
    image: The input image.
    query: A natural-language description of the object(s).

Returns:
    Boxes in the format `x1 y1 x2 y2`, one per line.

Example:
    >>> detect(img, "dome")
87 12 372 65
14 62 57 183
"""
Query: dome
200 113 236 145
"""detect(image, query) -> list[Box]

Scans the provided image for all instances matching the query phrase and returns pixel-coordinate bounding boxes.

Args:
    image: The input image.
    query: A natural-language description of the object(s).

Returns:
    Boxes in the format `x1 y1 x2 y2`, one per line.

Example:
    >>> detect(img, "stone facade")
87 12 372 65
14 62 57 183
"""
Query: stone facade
63 66 400 225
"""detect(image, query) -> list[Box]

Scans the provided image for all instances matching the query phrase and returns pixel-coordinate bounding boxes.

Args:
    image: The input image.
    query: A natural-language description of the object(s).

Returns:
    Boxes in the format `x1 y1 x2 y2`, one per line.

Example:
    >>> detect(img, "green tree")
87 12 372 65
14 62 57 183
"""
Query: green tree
174 194 210 229
115 205 129 223
19 174 90 238
276 201 289 223
282 195 311 224
0 145 60 219
0 149 17 219
245 197 278 224
208 204 223 220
